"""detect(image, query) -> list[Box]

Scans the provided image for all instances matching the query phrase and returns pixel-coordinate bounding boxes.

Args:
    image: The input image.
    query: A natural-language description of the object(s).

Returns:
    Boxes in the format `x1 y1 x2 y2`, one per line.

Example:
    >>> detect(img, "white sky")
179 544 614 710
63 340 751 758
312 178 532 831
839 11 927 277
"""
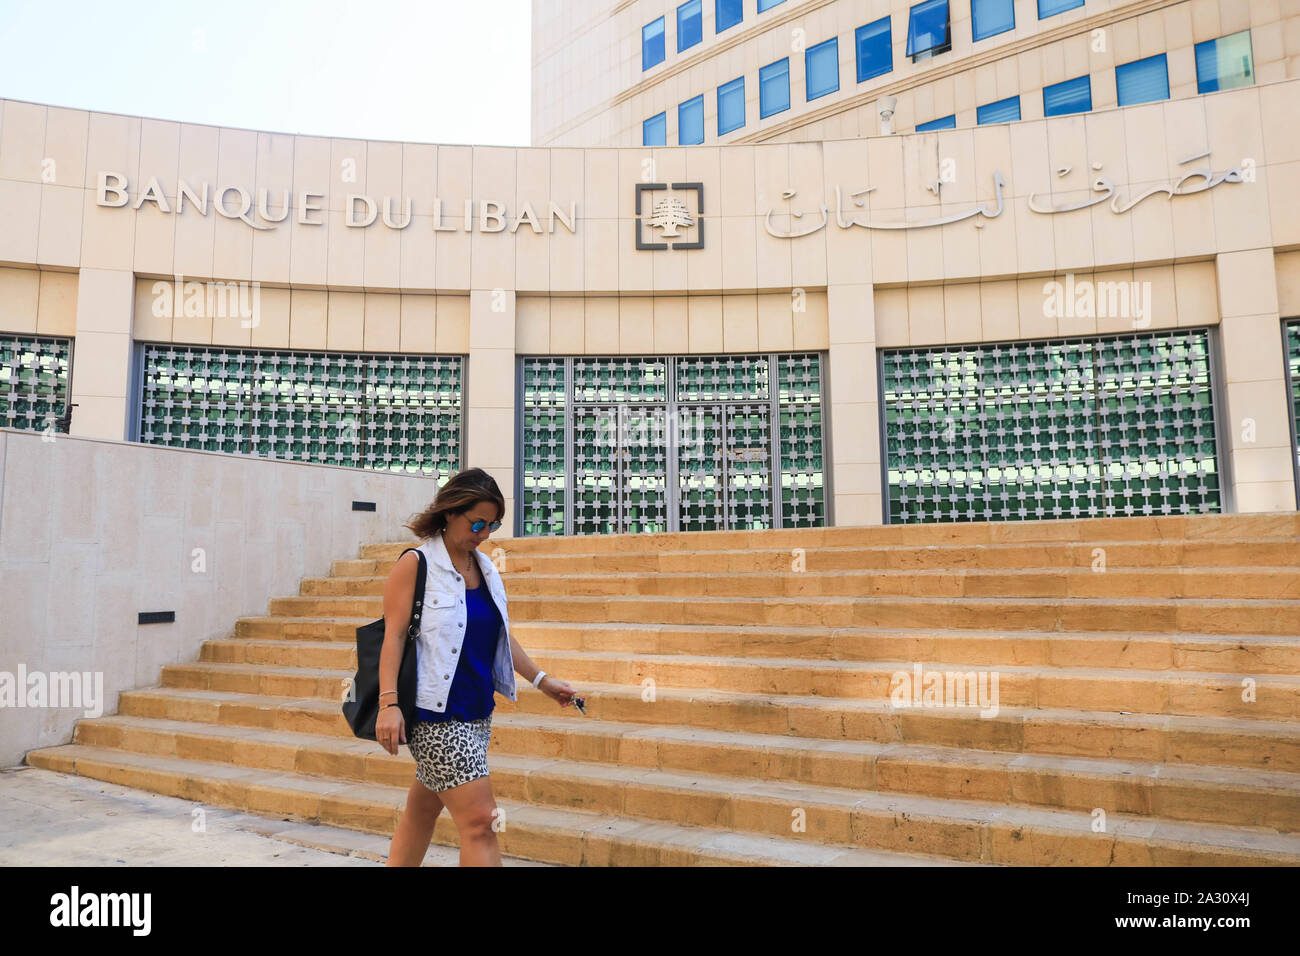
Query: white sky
0 0 532 145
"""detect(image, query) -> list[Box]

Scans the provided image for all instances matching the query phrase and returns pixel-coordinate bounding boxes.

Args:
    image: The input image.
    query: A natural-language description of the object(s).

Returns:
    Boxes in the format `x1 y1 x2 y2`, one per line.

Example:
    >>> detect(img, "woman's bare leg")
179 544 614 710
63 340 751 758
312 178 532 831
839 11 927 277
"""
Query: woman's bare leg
386 775 446 867
437 775 502 867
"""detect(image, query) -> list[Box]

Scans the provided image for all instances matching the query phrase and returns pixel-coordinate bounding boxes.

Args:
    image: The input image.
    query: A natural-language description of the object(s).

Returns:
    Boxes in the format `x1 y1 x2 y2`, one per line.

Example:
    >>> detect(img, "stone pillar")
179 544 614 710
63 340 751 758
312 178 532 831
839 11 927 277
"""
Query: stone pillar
1214 249 1297 512
467 288 518 537
69 268 134 440
826 283 883 525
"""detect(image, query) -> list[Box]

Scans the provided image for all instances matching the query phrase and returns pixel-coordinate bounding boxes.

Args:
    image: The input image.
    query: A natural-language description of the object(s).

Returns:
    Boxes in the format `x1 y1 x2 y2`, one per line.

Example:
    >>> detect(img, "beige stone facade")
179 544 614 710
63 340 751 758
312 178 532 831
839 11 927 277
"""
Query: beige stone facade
534 0 1300 146
1 1 1298 535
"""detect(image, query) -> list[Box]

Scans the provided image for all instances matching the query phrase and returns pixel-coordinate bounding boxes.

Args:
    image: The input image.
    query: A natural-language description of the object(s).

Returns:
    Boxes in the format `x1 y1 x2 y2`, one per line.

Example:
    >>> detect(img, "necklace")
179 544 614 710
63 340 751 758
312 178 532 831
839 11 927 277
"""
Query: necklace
442 531 473 580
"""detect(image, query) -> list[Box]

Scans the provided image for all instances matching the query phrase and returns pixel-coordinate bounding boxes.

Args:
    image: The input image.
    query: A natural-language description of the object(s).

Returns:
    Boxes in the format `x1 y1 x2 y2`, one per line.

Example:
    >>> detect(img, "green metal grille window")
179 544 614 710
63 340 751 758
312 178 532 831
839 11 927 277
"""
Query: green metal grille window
521 357 567 536
778 353 826 526
881 328 1221 523
138 343 463 480
1286 320 1300 507
0 333 73 435
519 352 828 536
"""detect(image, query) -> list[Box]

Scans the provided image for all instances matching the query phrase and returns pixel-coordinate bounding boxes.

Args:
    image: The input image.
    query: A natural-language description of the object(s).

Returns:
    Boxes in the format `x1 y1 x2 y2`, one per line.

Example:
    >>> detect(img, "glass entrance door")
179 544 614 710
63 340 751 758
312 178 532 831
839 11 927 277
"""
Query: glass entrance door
677 403 725 530
573 403 671 534
573 404 620 534
520 352 826 536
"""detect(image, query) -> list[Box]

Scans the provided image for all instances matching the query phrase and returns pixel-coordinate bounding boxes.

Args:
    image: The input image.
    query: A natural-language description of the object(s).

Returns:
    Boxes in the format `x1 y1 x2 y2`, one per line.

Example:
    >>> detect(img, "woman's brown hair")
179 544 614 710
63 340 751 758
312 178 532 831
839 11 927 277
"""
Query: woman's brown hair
405 467 506 540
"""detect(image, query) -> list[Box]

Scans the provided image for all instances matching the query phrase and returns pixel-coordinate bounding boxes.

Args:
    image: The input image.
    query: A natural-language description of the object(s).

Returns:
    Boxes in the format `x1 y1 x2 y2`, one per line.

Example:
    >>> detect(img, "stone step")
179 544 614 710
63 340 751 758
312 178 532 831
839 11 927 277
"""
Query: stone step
222 621 1300 674
174 652 1300 721
205 639 359 668
253 821 554 866
504 595 1300 635
67 713 1300 831
356 513 1300 559
117 685 1300 771
22 744 976 866
300 567 1300 601
234 616 370 642
506 623 1300 674
44 510 1300 866
27 738 1300 865
500 681 1300 771
161 661 350 701
333 538 1300 579
525 651 1300 721
265 594 1300 635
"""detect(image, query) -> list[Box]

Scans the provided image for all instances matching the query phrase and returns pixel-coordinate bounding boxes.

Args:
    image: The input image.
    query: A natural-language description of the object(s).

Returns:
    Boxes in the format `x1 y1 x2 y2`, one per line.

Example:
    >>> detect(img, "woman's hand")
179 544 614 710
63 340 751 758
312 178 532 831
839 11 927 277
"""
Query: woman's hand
375 705 406 755
539 676 578 708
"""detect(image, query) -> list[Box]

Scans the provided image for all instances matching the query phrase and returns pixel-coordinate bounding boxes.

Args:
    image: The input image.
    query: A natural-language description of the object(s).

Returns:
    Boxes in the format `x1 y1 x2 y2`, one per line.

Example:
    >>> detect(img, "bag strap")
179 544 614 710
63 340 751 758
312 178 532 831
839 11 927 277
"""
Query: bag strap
399 547 427 644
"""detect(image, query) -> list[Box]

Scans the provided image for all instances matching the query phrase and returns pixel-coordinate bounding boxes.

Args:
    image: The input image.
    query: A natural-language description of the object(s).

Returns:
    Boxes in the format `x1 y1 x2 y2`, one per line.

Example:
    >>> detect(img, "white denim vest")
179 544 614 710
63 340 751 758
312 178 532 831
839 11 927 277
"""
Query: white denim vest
412 531 518 713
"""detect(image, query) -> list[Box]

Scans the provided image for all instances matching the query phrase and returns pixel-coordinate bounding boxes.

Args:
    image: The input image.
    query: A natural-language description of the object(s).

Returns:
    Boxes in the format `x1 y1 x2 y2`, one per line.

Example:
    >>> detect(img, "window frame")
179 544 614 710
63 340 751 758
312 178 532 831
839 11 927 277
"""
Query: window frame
906 0 951 62
1037 0 1085 19
759 57 792 119
715 0 743 33
678 94 705 145
1115 52 1170 107
643 111 667 146
916 114 956 131
1194 30 1255 94
976 94 1021 125
642 17 666 71
677 0 703 53
971 0 1016 42
855 15 893 83
1042 74 1093 116
717 75 746 135
805 36 840 101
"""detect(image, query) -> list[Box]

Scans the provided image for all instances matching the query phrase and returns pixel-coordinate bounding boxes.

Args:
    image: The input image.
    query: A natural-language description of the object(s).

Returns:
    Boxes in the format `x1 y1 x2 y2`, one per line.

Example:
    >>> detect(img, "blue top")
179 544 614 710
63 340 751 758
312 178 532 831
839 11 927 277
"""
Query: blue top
415 575 502 723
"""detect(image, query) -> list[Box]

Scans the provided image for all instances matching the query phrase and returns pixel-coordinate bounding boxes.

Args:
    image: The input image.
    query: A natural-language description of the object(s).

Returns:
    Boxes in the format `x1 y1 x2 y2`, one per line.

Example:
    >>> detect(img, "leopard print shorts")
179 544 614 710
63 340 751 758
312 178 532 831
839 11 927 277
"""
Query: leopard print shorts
408 715 493 793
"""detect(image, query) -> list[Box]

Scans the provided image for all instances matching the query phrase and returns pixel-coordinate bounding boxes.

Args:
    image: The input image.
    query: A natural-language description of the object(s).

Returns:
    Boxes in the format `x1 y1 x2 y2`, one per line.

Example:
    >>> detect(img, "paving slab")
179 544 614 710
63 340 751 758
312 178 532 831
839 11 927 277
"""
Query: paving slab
0 766 551 867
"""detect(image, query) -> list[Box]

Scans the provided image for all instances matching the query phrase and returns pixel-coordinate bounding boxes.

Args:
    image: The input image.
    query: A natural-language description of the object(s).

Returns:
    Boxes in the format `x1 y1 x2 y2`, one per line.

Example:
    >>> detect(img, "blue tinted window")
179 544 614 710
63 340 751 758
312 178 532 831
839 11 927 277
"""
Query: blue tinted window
1116 53 1169 106
1195 30 1254 93
856 16 892 82
758 0 786 10
716 0 742 32
717 76 745 134
760 57 791 118
1038 0 1084 18
906 0 950 58
1043 74 1092 115
678 0 703 52
977 95 1020 124
642 18 665 70
805 37 839 100
972 0 1015 41
678 95 705 144
643 112 667 145
916 114 956 131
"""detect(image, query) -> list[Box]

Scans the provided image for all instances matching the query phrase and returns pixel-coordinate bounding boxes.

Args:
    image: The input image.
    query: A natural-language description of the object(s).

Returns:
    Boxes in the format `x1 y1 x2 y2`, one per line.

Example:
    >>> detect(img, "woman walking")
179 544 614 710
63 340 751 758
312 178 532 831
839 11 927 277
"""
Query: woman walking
377 467 578 866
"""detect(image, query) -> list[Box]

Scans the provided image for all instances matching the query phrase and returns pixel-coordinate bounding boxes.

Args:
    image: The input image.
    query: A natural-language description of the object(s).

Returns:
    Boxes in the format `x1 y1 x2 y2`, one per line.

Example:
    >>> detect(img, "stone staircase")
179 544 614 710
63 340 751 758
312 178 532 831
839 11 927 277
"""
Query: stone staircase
26 512 1300 865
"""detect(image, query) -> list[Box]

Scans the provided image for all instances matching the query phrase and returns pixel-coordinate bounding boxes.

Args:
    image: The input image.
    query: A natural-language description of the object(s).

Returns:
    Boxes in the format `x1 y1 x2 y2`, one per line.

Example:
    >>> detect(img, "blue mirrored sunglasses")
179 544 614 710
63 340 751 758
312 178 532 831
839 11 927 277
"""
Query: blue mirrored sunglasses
467 517 502 533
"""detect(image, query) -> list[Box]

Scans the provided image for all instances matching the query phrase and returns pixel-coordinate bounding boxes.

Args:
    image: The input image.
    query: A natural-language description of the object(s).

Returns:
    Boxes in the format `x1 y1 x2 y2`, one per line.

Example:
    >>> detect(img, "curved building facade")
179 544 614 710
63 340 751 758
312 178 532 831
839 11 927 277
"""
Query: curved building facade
1 0 1298 539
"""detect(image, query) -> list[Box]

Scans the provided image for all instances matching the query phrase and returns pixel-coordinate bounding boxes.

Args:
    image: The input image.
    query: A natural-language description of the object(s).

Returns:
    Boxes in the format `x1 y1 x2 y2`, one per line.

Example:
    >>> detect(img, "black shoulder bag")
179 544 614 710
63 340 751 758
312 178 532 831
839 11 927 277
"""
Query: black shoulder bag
342 546 426 740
